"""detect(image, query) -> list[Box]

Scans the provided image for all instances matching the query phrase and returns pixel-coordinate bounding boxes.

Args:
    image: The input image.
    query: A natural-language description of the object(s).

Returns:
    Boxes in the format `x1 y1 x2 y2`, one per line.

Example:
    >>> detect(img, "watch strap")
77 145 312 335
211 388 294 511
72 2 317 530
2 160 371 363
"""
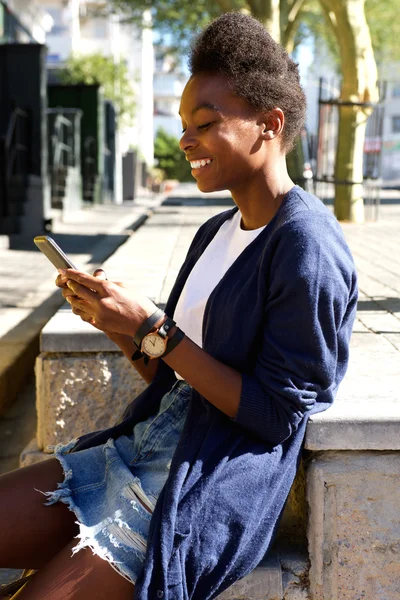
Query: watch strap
133 308 165 347
158 317 176 339
162 328 185 359
131 348 143 362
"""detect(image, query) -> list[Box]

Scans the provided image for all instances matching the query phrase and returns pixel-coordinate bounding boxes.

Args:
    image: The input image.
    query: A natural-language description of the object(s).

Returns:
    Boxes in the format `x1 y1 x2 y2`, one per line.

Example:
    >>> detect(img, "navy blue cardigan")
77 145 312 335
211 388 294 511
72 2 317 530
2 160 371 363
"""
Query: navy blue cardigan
73 186 358 599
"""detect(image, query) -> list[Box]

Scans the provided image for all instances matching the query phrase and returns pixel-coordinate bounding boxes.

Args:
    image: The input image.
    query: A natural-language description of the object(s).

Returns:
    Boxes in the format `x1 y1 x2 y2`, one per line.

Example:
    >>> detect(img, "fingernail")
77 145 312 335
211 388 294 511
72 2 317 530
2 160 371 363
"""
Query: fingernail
58 269 66 275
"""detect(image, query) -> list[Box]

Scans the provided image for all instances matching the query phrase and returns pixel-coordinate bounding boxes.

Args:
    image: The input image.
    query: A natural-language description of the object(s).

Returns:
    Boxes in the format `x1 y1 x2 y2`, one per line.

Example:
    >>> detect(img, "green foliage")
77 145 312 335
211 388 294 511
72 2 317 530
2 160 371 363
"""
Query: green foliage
111 0 245 54
292 0 400 71
60 53 136 127
365 0 400 64
292 0 340 71
108 0 400 67
154 127 192 181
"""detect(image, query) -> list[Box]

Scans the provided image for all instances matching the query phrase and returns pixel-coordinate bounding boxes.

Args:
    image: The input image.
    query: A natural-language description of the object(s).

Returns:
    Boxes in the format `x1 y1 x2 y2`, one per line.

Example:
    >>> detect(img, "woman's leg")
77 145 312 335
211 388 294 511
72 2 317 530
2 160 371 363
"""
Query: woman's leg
15 539 135 600
0 458 78 569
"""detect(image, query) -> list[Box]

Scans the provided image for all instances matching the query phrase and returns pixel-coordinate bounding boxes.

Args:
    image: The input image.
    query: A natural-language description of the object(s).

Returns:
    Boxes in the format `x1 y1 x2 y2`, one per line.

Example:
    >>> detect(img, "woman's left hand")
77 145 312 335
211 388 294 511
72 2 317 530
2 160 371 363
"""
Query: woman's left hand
59 269 158 336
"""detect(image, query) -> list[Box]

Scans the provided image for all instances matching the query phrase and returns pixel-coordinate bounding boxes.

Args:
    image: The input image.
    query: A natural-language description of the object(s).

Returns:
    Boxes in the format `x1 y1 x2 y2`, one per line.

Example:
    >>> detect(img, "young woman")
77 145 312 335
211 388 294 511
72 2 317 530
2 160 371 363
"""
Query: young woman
0 12 358 600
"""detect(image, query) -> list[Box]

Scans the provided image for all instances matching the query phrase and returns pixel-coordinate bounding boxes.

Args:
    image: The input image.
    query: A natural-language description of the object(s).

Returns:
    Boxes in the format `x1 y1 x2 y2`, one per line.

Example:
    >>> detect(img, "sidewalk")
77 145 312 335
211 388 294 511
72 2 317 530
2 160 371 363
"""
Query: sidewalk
0 194 164 417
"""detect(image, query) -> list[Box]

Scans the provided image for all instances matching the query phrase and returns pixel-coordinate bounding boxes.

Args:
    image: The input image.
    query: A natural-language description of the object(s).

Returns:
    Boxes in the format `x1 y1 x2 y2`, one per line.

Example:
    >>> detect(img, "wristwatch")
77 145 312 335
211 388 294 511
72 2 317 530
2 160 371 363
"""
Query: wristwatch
141 317 184 360
133 308 165 348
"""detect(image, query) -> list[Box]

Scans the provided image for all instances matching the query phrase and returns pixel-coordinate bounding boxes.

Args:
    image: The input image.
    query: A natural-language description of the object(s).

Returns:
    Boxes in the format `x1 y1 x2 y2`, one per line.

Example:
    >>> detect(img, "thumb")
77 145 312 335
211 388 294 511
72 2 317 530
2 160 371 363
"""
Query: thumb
93 268 107 280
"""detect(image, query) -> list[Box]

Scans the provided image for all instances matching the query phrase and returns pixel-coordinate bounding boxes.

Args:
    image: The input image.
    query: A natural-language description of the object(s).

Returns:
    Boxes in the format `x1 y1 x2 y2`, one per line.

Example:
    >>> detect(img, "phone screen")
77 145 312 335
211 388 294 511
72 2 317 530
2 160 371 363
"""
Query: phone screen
33 236 78 270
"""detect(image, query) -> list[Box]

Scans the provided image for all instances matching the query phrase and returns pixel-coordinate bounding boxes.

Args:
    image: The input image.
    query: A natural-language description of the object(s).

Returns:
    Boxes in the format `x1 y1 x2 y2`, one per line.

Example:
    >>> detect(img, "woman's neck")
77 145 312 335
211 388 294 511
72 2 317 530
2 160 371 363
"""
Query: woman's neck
232 170 294 231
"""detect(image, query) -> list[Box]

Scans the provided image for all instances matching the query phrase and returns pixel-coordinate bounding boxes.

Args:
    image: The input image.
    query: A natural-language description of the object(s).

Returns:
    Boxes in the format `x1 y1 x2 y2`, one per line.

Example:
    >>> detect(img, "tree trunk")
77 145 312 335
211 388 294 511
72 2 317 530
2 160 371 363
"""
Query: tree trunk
247 0 281 42
280 0 306 53
319 0 379 222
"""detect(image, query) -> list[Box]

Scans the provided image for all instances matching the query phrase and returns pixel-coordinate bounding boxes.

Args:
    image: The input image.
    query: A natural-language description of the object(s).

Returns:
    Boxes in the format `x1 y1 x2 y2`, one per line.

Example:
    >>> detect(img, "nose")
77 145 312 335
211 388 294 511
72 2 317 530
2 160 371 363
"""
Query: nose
179 128 198 153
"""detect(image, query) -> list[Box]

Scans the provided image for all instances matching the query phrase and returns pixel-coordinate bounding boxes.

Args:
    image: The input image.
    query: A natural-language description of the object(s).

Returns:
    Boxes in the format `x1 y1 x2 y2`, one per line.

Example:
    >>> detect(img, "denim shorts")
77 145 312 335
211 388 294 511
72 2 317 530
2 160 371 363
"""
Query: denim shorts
39 380 191 584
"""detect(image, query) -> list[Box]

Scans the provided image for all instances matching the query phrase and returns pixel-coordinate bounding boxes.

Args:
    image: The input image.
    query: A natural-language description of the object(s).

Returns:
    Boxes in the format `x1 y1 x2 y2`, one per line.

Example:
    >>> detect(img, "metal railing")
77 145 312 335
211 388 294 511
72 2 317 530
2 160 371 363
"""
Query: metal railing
47 108 82 171
47 108 82 207
0 107 30 222
314 77 386 220
83 135 97 202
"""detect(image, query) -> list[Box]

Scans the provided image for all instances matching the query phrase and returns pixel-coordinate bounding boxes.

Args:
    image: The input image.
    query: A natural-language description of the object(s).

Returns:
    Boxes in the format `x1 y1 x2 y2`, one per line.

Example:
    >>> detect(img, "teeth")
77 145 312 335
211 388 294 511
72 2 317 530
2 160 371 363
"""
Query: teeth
190 159 212 169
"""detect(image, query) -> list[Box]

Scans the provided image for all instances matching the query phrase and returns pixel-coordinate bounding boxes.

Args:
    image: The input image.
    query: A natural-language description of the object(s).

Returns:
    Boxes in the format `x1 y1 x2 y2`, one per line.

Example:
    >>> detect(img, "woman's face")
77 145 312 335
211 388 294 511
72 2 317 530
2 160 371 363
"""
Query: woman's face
179 74 268 194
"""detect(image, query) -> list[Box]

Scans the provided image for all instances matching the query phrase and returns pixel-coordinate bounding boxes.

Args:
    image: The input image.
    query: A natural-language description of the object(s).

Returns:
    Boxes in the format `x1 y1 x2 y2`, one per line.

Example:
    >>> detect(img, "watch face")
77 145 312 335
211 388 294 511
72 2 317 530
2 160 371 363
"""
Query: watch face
142 333 167 358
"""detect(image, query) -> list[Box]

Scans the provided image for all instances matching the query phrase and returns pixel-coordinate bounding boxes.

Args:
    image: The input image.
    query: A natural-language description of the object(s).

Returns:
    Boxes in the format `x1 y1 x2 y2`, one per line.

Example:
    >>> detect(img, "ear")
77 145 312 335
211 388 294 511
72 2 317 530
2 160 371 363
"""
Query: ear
260 108 285 141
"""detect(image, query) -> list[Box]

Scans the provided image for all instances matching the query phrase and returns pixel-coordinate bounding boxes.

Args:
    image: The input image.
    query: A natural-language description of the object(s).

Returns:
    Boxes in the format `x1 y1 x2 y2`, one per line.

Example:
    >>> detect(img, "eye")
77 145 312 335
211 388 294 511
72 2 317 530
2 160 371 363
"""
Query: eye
198 122 212 130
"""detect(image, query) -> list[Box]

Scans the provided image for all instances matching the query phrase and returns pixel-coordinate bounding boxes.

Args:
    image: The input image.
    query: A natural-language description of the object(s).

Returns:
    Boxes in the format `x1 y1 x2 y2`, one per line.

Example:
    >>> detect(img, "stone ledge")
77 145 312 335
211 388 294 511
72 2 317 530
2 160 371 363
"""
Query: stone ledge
40 307 119 353
40 302 166 353
305 400 400 451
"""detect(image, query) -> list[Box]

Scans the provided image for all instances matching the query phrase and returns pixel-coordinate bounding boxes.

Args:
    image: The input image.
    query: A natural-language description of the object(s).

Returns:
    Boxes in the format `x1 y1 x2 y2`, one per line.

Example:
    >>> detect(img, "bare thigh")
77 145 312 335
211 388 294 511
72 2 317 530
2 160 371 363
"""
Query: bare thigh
15 538 135 600
0 458 78 569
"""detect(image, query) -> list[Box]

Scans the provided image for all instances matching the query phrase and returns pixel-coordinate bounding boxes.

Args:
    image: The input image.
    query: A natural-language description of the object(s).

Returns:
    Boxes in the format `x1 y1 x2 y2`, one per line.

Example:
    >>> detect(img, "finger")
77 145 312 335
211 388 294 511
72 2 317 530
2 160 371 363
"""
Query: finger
55 273 68 288
66 279 98 301
93 268 108 280
64 269 105 293
62 287 87 302
74 309 97 328
68 305 100 330
66 295 93 312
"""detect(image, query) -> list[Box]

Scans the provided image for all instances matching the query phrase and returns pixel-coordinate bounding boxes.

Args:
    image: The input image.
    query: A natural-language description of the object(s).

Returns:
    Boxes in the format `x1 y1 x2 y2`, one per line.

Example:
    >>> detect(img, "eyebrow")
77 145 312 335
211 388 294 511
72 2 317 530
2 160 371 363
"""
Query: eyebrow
192 102 220 115
179 102 221 117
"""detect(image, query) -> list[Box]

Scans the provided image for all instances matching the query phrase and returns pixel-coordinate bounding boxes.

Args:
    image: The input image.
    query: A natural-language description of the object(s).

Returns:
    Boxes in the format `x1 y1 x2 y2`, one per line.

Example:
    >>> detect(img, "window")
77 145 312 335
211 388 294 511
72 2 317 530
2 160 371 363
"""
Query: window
392 116 400 134
47 8 67 35
392 84 400 98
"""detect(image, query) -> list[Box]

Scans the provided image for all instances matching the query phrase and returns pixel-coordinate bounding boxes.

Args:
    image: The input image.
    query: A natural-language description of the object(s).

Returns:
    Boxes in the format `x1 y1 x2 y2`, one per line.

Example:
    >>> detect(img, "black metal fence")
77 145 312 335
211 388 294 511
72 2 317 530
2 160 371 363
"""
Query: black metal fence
314 78 386 221
47 108 82 209
0 107 31 233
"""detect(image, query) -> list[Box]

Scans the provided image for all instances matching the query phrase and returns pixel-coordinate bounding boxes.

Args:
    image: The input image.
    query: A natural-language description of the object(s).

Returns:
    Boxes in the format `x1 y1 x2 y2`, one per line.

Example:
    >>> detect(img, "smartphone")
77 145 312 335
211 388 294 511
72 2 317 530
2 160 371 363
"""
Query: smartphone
33 236 78 270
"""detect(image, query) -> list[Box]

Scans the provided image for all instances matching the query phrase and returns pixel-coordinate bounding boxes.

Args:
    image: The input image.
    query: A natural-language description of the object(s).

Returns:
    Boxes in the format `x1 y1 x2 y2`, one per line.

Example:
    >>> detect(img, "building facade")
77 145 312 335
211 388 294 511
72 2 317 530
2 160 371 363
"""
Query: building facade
0 0 53 43
153 49 186 141
40 0 154 201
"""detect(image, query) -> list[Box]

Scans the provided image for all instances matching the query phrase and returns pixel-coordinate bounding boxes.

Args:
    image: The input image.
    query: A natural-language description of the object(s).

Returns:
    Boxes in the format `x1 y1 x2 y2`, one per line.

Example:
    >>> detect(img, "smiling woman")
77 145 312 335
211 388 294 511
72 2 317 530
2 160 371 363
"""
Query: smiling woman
0 11 358 600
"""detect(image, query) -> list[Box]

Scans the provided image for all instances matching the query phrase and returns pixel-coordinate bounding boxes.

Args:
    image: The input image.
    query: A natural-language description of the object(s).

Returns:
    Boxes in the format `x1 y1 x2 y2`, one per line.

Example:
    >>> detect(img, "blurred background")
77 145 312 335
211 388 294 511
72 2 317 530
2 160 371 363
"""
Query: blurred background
0 0 399 247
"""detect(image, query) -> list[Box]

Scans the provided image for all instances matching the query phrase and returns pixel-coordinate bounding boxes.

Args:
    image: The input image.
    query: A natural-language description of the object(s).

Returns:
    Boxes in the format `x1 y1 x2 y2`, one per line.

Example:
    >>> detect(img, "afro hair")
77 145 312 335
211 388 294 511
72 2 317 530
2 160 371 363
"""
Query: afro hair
189 11 307 152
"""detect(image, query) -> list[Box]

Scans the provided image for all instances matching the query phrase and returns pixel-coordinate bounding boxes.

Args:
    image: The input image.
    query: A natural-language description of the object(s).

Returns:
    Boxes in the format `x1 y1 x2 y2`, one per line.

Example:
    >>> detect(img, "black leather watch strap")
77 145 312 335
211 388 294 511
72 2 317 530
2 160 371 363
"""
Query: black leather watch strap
162 328 185 359
133 308 165 347
131 348 143 362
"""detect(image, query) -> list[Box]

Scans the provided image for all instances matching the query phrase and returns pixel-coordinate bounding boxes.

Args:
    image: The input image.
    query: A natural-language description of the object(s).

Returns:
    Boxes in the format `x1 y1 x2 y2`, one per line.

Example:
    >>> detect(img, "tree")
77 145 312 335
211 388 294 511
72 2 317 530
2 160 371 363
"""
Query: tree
60 53 136 127
112 0 381 221
365 0 400 65
317 0 378 221
154 127 192 181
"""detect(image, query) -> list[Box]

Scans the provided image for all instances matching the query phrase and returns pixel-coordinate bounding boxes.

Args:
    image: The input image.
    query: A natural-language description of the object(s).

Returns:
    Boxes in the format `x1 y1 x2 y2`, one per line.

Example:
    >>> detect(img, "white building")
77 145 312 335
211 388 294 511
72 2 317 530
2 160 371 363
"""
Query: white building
1 0 53 43
38 0 154 201
379 65 400 183
153 50 187 141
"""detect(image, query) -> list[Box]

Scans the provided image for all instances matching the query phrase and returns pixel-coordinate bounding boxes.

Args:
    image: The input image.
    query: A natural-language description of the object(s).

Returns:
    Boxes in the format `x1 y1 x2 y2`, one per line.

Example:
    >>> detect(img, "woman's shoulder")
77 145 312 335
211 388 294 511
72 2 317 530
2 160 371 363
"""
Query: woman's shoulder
274 186 348 243
265 187 357 282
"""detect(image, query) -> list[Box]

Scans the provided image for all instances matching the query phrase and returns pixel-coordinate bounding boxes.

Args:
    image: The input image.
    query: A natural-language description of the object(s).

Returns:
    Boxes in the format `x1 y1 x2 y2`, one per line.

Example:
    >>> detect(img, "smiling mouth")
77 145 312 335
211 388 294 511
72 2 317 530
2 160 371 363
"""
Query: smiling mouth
190 158 213 170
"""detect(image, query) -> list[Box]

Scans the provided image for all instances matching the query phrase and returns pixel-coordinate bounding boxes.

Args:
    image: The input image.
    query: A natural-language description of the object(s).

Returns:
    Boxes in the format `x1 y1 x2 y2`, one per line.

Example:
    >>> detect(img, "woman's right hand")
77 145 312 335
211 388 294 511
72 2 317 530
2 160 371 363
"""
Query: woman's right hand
56 268 158 383
55 268 129 342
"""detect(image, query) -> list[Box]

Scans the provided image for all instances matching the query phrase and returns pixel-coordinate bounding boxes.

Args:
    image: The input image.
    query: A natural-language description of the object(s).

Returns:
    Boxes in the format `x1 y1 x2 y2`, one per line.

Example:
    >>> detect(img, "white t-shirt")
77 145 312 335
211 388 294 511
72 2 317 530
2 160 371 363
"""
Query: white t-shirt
173 209 266 379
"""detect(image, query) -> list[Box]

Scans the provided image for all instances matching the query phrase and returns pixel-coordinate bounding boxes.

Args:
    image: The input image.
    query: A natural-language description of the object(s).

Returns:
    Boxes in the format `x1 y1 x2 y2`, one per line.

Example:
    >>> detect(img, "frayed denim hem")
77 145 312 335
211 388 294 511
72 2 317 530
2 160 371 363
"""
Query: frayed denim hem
35 438 142 585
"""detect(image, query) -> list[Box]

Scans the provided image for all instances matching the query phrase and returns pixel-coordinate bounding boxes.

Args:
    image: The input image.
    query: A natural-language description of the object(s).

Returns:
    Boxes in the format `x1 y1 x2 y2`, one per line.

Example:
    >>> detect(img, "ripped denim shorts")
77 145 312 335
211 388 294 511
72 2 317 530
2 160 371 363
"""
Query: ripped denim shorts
40 380 191 584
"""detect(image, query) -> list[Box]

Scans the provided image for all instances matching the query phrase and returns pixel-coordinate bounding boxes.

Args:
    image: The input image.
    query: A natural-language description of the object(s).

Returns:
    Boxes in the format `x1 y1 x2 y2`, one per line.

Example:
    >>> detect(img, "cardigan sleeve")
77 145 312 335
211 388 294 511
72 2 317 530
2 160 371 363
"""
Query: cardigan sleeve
234 214 358 446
